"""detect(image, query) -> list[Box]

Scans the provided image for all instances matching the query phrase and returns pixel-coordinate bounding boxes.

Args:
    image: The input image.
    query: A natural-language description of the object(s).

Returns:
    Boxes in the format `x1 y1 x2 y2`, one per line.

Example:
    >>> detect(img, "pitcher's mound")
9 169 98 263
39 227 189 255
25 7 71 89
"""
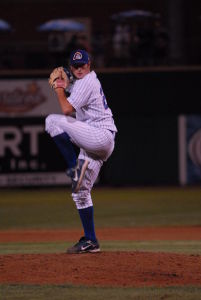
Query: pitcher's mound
1 251 201 287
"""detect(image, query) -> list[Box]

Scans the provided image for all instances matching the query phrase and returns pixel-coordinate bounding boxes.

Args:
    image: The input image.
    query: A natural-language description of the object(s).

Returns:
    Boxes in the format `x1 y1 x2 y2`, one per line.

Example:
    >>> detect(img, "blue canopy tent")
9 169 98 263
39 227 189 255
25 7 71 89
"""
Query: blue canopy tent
37 19 86 32
0 19 12 31
111 10 160 21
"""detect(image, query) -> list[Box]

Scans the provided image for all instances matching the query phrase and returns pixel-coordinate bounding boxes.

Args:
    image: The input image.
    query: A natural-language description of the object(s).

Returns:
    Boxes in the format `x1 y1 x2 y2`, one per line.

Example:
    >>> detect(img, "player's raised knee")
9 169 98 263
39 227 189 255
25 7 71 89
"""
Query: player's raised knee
45 114 60 136
45 114 53 133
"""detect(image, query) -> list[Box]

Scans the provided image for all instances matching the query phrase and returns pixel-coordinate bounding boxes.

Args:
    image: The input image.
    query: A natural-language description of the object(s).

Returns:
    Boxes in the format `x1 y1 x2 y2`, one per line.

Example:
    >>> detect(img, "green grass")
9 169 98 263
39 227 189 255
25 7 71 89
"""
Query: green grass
0 187 201 229
0 240 201 255
1 187 201 299
0 285 201 300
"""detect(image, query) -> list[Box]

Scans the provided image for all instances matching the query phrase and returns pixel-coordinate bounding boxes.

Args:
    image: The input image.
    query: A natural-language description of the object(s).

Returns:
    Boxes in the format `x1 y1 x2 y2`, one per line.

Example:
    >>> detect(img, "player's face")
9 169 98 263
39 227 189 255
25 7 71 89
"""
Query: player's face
71 63 91 79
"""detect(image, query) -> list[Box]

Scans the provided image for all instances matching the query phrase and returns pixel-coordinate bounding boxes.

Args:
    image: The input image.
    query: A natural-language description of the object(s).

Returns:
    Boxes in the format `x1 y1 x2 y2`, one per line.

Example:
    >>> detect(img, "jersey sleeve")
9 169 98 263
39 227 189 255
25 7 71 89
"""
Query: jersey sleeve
68 75 92 110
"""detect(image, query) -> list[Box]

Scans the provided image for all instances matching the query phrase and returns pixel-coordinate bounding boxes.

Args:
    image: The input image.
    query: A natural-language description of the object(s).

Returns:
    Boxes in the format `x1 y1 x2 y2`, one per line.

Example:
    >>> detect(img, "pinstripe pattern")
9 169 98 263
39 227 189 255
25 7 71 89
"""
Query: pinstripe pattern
45 114 114 161
45 70 117 209
72 153 103 209
68 71 117 131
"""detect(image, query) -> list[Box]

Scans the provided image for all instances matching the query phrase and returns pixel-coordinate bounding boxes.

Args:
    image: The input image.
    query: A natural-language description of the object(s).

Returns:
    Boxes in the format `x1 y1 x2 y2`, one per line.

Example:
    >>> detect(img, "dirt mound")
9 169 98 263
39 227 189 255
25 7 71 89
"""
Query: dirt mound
0 251 201 287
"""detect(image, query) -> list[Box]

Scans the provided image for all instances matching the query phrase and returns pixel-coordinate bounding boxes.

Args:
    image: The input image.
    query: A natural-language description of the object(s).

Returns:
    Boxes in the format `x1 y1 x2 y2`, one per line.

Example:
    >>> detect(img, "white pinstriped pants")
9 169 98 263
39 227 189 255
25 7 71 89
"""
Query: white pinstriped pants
45 114 115 209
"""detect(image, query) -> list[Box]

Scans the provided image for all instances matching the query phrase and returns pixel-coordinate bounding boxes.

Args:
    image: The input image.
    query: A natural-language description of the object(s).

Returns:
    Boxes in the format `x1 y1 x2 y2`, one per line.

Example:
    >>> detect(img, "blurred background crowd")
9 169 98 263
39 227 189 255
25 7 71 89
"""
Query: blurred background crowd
0 0 201 70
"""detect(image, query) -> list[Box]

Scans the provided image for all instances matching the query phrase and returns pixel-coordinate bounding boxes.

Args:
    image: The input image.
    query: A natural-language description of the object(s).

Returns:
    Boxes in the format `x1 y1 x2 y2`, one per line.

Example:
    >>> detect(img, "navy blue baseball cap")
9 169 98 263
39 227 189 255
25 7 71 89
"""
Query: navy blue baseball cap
70 49 90 66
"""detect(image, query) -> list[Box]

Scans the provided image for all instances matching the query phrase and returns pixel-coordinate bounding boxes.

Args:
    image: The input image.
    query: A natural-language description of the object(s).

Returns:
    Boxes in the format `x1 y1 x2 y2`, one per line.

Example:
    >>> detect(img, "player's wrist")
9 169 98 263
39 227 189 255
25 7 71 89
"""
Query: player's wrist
54 86 66 95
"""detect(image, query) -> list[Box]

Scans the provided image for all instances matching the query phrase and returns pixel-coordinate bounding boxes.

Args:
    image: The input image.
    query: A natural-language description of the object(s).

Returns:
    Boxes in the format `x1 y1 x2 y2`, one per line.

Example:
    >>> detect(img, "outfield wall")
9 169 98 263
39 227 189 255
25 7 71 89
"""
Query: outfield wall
0 67 201 187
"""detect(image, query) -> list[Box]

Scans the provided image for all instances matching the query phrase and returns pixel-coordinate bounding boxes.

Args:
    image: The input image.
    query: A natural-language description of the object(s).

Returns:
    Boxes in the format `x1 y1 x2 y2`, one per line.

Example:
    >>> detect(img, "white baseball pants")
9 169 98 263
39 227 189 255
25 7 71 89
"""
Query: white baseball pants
45 114 115 209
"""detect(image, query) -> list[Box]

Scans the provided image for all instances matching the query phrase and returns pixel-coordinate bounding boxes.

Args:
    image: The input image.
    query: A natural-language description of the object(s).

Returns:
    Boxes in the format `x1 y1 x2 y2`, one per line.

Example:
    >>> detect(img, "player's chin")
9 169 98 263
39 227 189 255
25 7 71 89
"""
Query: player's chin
76 74 84 79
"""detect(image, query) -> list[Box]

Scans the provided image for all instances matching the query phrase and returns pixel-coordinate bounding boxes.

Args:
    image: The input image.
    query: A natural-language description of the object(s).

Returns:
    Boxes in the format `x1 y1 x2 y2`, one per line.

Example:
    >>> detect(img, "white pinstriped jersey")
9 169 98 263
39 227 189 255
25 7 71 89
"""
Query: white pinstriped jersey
68 71 117 132
45 69 117 208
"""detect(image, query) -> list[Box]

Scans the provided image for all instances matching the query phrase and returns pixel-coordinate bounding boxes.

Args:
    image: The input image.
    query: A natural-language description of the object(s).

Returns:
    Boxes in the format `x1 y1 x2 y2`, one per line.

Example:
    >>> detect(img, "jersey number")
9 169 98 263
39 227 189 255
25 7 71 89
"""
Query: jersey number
100 87 108 109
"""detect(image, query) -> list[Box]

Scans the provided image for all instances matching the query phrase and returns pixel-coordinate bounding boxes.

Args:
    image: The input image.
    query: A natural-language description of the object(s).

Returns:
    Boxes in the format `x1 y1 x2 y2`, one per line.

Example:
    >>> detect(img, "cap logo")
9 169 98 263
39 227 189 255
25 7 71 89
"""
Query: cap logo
73 51 82 61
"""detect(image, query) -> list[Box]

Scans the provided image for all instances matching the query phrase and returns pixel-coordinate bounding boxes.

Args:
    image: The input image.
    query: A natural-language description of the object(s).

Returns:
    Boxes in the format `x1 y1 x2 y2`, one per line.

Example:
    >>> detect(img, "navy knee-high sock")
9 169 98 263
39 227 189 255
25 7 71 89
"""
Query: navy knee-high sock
53 132 77 169
78 206 97 242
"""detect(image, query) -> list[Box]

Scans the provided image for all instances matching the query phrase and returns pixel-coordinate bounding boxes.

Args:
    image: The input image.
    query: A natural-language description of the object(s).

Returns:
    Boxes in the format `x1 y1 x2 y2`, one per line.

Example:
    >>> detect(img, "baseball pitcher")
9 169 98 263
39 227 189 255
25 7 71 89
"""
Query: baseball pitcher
45 49 117 254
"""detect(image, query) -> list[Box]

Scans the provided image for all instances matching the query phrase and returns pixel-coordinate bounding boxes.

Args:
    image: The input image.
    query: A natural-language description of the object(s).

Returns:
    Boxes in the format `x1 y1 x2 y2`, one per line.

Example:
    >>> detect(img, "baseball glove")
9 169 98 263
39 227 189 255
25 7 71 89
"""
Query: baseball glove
48 66 72 90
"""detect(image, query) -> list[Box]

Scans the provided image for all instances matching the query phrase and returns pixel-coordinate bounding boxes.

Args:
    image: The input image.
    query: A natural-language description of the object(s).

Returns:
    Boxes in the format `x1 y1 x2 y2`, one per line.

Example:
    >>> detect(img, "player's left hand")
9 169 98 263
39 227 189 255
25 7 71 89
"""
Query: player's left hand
48 67 70 90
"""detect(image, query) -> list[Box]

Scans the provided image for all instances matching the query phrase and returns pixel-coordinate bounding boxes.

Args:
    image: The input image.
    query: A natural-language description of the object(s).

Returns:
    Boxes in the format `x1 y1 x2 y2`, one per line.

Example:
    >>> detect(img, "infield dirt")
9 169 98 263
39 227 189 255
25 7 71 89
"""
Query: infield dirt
0 226 201 287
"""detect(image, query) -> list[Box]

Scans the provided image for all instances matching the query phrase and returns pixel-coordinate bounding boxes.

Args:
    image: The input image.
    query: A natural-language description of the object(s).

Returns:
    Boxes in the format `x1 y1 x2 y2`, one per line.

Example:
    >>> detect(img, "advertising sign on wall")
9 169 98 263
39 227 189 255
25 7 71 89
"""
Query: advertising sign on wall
0 79 71 187
178 115 201 185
